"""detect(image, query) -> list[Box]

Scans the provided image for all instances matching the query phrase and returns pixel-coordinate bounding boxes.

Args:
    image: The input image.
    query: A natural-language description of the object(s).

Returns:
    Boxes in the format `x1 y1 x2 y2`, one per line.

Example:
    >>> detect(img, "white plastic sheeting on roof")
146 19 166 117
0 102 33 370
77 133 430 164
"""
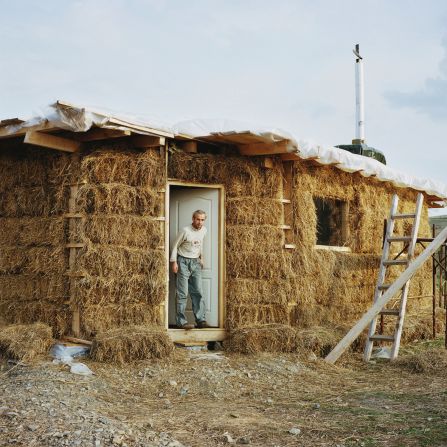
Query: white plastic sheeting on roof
295 139 447 200
1 102 446 201
0 101 174 137
172 119 447 201
173 118 297 147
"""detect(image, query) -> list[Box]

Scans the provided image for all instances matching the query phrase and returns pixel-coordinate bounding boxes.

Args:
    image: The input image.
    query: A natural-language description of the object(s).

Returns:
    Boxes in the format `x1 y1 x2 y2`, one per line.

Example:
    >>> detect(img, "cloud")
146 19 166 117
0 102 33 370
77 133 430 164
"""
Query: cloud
385 38 447 120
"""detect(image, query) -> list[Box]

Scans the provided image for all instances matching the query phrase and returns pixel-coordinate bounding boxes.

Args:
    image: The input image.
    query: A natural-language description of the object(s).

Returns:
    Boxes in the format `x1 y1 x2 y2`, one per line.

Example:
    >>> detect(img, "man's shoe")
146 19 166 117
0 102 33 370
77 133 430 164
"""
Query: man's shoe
177 323 195 330
197 321 211 329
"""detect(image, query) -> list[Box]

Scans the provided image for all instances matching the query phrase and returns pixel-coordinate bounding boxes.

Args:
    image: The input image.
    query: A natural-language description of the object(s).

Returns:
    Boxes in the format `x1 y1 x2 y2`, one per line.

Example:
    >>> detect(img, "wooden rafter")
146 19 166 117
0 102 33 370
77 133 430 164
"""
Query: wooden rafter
132 135 166 148
75 128 131 142
238 140 289 156
24 130 81 153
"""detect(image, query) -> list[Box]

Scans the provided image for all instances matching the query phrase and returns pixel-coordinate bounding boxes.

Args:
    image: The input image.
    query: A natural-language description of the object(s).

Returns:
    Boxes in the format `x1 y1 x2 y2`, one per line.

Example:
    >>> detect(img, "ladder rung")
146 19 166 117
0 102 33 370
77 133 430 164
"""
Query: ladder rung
379 309 400 316
369 335 395 342
392 213 416 219
378 284 390 290
383 259 408 266
387 236 412 242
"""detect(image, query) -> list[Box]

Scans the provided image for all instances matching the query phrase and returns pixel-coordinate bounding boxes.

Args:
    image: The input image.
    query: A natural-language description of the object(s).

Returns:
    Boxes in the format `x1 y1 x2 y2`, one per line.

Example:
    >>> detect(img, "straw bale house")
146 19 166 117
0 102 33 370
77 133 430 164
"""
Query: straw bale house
0 101 445 345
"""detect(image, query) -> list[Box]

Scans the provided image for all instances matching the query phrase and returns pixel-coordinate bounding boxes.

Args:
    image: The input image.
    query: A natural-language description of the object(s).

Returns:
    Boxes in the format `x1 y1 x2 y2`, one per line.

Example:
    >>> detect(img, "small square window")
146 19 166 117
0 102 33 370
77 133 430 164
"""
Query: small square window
314 197 349 247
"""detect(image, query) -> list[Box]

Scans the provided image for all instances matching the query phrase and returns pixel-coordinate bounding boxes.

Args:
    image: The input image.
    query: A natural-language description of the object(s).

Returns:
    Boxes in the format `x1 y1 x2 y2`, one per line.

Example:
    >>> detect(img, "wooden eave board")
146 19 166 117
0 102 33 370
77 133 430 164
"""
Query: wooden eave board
200 131 277 145
0 121 61 139
0 118 24 127
105 118 174 138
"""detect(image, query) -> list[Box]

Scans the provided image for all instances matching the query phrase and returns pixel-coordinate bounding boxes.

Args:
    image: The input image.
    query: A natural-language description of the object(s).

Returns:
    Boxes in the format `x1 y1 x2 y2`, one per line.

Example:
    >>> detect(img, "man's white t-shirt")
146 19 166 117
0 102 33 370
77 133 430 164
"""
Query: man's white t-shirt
170 225 207 262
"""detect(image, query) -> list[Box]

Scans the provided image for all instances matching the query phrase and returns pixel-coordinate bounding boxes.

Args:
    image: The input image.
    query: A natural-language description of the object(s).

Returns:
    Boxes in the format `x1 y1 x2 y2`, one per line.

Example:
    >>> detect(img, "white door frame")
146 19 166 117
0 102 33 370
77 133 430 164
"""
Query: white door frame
165 181 225 334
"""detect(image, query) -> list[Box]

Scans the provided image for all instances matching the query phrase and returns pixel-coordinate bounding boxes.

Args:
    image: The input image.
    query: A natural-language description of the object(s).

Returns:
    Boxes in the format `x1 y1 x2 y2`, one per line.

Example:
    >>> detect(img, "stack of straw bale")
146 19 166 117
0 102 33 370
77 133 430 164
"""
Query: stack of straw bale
0 146 71 335
0 322 53 361
90 325 174 364
169 151 437 349
290 162 435 336
73 143 166 335
169 152 295 330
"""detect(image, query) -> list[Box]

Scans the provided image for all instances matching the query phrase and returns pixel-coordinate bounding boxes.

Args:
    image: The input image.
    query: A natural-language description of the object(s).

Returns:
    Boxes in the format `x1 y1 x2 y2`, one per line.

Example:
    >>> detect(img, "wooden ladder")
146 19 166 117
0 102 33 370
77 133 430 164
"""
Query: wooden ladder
363 192 424 361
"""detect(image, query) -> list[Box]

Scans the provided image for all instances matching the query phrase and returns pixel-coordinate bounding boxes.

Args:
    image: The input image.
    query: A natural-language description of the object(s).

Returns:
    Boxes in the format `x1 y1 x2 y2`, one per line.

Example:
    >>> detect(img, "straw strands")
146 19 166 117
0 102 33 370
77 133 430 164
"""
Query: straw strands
0 146 70 333
73 145 166 335
394 347 447 373
0 323 53 361
90 325 174 363
225 324 299 354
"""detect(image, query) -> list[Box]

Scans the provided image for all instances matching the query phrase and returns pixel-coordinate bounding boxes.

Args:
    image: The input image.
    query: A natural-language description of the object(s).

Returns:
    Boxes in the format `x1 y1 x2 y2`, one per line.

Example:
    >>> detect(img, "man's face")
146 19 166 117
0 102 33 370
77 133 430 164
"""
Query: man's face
192 213 206 230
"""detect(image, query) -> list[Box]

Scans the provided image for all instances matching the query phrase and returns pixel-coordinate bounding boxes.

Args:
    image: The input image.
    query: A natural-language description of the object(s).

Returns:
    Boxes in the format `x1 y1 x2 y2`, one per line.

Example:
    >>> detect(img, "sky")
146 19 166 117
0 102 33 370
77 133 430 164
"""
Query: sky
1 0 446 213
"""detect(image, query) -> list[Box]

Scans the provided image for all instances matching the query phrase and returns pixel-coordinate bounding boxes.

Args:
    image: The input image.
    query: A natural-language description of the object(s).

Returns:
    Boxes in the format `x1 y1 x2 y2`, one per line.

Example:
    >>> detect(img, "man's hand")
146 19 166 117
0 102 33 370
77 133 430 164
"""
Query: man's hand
171 261 178 274
200 259 204 269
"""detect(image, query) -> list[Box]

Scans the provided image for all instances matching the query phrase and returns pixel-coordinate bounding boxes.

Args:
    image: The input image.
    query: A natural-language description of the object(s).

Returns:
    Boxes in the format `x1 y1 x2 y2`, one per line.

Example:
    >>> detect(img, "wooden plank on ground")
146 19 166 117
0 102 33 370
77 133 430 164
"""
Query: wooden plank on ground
324 225 447 364
62 336 93 346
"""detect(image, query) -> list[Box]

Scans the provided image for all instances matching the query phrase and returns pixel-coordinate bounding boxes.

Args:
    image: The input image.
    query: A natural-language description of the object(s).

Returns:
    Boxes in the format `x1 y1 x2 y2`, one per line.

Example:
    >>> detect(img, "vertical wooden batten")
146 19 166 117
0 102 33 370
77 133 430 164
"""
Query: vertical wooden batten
67 152 82 337
281 161 295 249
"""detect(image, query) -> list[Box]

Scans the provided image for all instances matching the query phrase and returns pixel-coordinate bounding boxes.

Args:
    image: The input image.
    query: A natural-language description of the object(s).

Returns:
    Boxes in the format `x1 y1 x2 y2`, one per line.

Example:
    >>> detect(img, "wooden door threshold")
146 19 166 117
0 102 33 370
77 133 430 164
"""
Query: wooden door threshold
168 328 226 343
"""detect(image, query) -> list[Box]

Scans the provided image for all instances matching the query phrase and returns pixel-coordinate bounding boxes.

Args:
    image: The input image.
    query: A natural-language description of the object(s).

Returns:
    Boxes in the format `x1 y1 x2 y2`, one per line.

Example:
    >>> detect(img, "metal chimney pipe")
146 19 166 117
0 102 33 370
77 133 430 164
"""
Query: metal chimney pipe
354 44 365 143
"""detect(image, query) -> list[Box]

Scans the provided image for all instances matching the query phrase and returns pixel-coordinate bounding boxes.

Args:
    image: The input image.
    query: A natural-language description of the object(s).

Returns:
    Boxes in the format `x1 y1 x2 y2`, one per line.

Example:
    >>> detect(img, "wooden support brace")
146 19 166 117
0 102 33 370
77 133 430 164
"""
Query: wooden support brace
25 130 81 153
65 243 84 248
76 128 131 142
181 141 198 153
263 157 274 169
132 135 166 148
63 213 85 219
238 140 289 156
280 153 301 161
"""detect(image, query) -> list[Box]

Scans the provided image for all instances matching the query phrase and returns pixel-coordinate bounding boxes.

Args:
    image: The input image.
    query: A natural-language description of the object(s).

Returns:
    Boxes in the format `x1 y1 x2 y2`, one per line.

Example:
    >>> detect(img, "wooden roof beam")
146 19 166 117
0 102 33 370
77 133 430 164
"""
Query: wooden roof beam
132 135 166 148
238 140 289 156
76 128 132 142
24 130 81 153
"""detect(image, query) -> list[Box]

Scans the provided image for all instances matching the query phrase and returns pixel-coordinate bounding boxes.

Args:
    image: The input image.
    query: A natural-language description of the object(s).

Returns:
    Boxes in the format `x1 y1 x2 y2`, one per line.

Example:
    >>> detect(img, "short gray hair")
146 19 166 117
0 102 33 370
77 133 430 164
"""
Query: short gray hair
192 209 207 218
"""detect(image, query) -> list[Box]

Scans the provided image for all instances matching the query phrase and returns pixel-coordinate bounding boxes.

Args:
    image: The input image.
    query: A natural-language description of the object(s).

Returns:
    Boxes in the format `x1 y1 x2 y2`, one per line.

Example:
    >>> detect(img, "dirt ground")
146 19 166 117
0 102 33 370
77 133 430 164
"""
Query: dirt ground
1 339 446 447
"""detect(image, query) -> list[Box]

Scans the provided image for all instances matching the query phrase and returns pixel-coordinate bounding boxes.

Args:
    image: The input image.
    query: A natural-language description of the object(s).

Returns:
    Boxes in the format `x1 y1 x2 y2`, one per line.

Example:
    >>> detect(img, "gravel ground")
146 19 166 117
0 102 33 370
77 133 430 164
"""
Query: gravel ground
1 343 446 447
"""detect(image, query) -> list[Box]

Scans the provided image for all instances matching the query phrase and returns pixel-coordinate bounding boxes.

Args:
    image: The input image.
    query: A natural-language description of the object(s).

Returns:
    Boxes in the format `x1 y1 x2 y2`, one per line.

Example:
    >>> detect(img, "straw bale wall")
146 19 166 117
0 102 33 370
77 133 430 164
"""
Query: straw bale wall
169 152 435 341
168 151 293 329
290 162 433 332
0 146 71 335
0 142 437 345
72 142 166 336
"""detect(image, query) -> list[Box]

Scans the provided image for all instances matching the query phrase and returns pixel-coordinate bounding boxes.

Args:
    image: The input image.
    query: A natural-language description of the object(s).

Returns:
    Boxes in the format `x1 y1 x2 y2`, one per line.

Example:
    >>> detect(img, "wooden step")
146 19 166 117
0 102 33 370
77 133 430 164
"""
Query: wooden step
383 259 408 266
387 236 412 242
369 335 395 342
392 213 416 219
379 309 400 316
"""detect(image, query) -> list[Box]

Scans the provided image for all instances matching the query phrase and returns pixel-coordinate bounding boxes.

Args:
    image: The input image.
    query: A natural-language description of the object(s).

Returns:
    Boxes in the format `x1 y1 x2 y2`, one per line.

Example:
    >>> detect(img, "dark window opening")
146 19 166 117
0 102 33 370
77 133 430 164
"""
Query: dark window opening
314 197 349 246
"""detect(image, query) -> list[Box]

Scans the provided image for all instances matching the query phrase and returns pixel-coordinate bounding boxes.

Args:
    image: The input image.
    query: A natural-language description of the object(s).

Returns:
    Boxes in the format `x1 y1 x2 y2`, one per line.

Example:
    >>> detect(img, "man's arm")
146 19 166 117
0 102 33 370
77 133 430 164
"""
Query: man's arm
199 227 207 268
170 229 185 273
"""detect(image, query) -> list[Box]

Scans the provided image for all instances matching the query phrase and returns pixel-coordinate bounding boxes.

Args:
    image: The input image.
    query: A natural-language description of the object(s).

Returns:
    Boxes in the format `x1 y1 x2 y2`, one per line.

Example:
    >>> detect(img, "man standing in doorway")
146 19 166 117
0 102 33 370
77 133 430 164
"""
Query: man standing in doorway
170 210 209 330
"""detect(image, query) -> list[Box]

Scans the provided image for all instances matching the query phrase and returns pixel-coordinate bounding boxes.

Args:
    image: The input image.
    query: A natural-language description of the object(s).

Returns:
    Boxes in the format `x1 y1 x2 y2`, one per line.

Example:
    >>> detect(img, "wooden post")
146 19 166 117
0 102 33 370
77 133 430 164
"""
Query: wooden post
69 183 80 337
67 152 82 337
282 161 294 247
432 224 436 339
341 201 350 245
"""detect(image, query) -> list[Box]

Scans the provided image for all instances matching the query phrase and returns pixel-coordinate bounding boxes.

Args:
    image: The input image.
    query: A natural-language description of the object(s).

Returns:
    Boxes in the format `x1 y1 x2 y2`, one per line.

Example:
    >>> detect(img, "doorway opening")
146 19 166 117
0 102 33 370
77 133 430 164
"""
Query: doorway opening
167 184 224 330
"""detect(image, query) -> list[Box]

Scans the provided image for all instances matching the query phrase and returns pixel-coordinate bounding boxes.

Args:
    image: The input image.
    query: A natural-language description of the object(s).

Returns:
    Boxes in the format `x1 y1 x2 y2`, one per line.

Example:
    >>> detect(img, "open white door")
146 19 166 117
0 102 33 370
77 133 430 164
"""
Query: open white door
169 186 220 327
